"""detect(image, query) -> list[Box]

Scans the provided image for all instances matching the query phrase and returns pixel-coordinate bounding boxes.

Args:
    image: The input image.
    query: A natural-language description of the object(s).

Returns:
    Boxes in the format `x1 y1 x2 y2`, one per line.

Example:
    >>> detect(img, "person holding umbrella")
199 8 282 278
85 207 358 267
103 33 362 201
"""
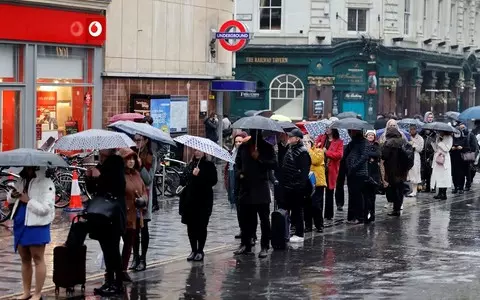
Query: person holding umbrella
450 125 470 194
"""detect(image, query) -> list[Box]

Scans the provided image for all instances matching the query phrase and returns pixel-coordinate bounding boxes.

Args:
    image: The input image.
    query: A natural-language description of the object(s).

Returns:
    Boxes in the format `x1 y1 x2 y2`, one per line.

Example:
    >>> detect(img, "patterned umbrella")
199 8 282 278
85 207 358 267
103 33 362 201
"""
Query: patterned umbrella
174 135 235 164
397 118 424 132
108 121 176 146
54 129 136 151
304 120 352 144
109 113 145 123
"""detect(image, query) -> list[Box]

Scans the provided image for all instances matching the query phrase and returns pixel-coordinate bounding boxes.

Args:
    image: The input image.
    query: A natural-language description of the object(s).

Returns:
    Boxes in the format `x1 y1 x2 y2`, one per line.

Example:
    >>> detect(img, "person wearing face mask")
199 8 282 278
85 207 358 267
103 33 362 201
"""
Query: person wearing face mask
364 130 380 223
420 113 437 193
406 125 424 197
458 122 479 191
179 150 218 262
117 148 147 282
450 126 470 194
431 131 453 200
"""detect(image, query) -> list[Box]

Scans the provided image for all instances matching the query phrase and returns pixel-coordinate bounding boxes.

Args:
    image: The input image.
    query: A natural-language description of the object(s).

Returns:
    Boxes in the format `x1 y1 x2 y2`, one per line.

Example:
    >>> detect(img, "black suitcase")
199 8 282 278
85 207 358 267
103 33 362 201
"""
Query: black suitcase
271 208 290 250
53 244 87 295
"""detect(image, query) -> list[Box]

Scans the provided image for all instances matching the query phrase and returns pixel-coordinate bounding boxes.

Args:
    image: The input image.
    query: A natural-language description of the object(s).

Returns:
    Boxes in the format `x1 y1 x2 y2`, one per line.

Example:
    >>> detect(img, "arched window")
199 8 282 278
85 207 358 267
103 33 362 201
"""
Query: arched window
269 74 304 120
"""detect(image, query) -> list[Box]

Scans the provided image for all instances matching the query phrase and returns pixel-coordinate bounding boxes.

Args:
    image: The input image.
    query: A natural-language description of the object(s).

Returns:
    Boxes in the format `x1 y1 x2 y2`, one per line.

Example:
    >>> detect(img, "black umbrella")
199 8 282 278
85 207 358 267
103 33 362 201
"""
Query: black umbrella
331 117 373 131
277 121 298 131
254 109 274 118
337 111 359 119
422 122 456 133
232 116 284 133
397 118 425 127
445 111 460 121
244 110 258 117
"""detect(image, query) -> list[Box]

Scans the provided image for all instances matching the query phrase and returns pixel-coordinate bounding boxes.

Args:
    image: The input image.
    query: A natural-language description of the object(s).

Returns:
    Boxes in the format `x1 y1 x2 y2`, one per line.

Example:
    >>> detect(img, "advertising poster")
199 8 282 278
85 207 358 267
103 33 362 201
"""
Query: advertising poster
367 71 378 95
170 96 188 133
313 100 324 116
36 91 57 118
150 97 171 133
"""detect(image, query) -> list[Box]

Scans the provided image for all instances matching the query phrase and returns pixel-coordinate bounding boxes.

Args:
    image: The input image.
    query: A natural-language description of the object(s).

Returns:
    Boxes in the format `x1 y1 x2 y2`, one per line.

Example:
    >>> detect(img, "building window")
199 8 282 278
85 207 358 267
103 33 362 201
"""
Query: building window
0 44 24 83
438 0 443 23
259 0 282 30
404 0 411 35
423 0 428 33
347 9 367 32
450 3 456 27
269 74 304 120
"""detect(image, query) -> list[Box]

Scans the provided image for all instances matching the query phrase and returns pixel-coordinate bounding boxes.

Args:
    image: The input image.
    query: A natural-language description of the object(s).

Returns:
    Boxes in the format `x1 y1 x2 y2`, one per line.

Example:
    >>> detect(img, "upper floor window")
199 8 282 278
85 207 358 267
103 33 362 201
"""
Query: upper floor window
347 9 367 32
404 0 411 35
450 3 456 27
259 0 282 30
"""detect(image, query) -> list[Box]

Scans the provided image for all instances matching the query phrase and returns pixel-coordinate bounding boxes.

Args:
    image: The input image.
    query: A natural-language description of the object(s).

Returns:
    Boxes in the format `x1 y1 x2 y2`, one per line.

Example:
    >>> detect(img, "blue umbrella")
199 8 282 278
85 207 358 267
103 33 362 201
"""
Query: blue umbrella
459 106 480 121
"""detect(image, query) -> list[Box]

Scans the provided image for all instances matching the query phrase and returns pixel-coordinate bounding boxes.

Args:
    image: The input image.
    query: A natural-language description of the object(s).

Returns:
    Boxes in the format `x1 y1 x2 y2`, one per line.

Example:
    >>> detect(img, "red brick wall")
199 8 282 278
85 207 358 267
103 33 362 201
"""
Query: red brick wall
102 78 216 137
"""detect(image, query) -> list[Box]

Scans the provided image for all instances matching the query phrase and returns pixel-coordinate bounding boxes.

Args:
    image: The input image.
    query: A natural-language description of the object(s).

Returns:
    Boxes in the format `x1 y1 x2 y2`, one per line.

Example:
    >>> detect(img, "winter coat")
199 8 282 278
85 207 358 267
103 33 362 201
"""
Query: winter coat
381 133 409 184
345 136 368 180
308 148 327 187
7 167 55 227
204 117 218 143
179 157 218 225
236 137 276 205
407 134 424 184
366 141 381 185
430 135 453 188
316 134 344 189
420 130 437 170
281 142 311 191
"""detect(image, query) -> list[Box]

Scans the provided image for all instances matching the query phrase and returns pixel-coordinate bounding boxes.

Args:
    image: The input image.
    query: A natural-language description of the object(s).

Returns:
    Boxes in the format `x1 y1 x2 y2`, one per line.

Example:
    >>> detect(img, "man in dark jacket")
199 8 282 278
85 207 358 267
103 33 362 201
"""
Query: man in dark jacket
381 127 409 216
280 129 311 243
460 122 479 191
204 112 218 143
344 130 369 224
234 130 276 258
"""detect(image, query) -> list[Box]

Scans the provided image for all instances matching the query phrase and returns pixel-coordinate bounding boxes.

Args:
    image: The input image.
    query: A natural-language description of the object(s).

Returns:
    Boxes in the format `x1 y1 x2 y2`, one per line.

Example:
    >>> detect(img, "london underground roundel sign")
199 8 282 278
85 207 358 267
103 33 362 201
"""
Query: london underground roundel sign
216 20 251 52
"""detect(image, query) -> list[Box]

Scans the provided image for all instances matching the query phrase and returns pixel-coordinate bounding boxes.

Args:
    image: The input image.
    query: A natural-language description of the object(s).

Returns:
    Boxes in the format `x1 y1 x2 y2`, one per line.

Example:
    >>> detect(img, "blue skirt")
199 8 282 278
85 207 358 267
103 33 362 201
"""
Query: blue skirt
13 203 51 252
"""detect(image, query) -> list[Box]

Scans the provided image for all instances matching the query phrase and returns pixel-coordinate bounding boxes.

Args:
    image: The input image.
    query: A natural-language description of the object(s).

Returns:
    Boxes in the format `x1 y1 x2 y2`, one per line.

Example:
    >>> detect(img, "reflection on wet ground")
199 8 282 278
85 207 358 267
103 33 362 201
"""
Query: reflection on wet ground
36 190 480 300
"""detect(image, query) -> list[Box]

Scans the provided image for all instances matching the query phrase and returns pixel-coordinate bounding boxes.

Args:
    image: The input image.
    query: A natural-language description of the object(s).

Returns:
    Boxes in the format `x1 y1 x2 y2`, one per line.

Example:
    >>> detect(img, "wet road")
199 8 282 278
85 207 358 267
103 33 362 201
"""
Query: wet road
16 186 480 300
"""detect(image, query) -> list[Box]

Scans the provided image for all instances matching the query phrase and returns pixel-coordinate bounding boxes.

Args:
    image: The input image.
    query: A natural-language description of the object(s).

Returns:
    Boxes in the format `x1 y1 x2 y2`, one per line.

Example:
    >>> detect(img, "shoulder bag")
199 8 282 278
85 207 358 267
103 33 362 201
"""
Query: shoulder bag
461 152 476 162
85 195 118 220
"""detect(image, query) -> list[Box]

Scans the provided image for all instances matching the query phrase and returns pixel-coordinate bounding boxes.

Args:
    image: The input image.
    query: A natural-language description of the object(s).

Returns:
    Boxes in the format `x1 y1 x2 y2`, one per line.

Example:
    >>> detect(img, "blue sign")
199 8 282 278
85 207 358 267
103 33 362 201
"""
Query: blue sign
150 98 171 133
211 80 256 92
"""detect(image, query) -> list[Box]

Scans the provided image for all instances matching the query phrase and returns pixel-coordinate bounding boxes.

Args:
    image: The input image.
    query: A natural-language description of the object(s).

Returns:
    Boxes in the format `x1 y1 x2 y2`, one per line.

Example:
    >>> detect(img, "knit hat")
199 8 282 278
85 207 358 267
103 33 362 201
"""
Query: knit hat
365 129 376 137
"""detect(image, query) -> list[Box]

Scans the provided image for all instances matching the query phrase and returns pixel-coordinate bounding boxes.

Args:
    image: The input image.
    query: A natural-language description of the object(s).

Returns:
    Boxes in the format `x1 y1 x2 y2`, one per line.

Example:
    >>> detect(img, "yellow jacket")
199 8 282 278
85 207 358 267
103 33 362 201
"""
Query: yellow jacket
308 148 327 187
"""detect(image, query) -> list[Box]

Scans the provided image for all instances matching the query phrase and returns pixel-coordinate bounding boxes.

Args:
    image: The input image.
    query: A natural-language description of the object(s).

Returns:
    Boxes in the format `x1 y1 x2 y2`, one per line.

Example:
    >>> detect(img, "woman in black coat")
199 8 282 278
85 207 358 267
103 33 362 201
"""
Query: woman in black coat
451 128 470 194
364 130 381 223
179 150 218 262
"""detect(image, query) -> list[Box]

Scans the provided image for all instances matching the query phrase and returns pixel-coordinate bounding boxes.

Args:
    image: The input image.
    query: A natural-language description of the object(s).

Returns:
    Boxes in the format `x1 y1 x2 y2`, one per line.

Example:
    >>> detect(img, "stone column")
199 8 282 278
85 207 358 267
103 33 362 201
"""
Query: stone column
427 71 438 112
464 79 476 108
456 77 466 110
408 77 423 117
440 72 450 112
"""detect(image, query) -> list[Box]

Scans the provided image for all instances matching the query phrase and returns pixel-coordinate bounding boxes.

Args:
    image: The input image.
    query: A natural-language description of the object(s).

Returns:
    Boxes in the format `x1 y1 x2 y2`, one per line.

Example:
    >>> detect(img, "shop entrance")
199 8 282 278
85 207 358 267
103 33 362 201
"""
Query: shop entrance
0 89 22 151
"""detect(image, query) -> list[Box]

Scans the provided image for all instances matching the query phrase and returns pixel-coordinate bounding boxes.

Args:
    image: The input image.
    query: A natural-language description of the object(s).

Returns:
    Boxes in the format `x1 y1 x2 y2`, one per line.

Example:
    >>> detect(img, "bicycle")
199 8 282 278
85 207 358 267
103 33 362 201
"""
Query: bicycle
52 165 92 209
155 156 185 197
0 170 20 223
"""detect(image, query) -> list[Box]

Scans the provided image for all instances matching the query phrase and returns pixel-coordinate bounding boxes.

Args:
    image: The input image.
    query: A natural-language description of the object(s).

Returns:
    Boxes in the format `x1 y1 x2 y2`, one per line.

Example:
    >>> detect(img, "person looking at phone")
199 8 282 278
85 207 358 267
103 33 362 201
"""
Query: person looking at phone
8 167 55 300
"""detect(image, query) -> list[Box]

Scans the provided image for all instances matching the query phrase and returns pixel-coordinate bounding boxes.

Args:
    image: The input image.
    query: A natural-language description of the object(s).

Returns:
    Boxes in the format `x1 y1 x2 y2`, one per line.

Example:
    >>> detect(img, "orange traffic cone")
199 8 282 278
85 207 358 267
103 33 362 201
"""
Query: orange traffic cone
64 170 83 212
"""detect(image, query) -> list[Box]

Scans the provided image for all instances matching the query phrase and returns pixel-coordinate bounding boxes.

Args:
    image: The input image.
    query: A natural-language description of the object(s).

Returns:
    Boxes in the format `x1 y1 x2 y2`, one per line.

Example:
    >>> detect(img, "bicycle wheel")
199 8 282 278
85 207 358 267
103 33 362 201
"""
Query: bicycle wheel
155 173 164 197
164 168 181 197
0 186 11 223
53 172 72 208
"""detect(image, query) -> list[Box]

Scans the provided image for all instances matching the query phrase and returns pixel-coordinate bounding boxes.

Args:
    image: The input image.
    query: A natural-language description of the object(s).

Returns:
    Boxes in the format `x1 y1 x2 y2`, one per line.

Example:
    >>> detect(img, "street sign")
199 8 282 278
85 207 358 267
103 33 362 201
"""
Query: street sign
216 20 251 52
211 80 256 92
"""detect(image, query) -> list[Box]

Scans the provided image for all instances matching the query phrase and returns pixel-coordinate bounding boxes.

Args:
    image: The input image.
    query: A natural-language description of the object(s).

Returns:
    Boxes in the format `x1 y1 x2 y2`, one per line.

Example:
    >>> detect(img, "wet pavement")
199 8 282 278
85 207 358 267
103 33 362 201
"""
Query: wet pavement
2 179 480 299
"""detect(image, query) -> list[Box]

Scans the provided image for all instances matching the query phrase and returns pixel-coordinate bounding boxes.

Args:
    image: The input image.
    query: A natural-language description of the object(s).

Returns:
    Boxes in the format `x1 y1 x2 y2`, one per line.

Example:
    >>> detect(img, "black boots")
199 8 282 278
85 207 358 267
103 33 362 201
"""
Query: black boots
129 255 139 270
136 257 146 271
434 188 447 200
94 273 124 296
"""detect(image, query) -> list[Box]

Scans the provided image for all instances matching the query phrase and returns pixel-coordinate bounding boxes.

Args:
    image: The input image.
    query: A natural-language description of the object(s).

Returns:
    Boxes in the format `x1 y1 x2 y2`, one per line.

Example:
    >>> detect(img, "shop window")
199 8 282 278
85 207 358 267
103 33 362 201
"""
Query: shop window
36 86 92 148
0 44 24 83
1 90 21 151
347 9 367 32
269 74 304 120
36 46 93 84
404 0 411 35
259 0 282 30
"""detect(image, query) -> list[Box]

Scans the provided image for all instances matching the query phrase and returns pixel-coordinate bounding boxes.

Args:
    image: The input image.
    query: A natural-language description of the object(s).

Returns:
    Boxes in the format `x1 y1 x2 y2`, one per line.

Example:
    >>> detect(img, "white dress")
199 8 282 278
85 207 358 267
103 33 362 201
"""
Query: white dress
430 135 453 189
407 134 424 184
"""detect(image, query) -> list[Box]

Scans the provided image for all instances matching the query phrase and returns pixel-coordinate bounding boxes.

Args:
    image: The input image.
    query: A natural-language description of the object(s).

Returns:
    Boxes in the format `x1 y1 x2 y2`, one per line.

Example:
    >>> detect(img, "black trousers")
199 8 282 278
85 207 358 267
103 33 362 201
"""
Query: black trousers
187 216 210 253
284 188 304 237
347 177 365 222
305 187 325 230
98 232 122 283
240 203 270 250
133 219 150 260
325 188 334 219
421 161 433 191
236 202 257 238
452 158 468 190
335 166 346 208
385 182 404 212
364 184 377 222
467 166 476 188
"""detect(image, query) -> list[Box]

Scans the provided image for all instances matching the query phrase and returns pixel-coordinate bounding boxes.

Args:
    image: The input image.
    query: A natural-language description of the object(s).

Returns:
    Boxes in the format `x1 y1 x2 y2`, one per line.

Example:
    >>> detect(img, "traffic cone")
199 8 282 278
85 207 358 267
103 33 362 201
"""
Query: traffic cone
64 170 83 212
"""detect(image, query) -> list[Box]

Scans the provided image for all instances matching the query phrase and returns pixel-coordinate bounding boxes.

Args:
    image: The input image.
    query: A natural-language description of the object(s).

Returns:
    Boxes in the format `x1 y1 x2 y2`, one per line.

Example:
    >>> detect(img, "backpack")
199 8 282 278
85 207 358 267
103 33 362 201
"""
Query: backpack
401 142 415 171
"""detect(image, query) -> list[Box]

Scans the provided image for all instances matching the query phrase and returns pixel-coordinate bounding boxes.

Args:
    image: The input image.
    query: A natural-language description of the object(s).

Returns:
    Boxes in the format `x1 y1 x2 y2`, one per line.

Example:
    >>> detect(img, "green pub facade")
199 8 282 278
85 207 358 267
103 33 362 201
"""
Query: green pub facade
230 39 479 122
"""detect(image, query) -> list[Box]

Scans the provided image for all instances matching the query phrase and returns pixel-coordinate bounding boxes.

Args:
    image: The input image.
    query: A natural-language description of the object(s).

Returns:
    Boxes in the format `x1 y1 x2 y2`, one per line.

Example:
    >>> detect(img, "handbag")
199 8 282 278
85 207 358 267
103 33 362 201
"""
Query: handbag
436 153 445 165
461 152 476 162
134 196 147 209
85 195 118 220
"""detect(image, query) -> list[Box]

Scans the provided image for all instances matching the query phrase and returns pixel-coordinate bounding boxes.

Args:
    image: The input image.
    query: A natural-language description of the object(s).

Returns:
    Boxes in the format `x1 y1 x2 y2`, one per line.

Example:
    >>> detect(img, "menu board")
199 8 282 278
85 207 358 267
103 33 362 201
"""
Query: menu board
170 96 188 133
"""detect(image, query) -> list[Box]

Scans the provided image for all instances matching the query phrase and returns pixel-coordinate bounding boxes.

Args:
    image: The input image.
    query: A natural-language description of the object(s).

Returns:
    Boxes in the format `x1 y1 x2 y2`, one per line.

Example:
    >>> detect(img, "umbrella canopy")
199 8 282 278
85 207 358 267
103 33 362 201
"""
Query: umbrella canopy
304 120 351 144
397 118 425 127
54 129 136 151
445 111 460 121
270 114 292 122
108 121 176 146
337 112 359 119
277 121 298 130
376 128 411 140
422 122 456 133
0 148 69 167
254 110 273 118
459 106 480 121
174 135 234 164
331 118 373 131
232 116 284 133
244 110 258 117
109 113 145 123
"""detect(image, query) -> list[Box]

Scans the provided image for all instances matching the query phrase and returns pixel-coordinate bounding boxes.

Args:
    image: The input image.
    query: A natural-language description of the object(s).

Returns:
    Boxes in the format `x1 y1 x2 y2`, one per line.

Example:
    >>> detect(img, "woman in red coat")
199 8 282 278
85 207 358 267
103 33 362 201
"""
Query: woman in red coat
316 128 343 220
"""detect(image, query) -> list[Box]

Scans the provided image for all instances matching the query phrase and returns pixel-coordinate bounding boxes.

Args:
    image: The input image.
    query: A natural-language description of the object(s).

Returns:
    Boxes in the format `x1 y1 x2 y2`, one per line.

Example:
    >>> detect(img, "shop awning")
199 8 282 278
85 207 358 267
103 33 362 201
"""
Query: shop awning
423 62 463 72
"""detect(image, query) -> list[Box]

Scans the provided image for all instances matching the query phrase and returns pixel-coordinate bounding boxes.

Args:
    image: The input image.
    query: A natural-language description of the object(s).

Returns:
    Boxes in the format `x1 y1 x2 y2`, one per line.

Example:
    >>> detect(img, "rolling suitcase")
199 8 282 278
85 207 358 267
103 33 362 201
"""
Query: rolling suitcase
270 198 290 250
53 244 87 295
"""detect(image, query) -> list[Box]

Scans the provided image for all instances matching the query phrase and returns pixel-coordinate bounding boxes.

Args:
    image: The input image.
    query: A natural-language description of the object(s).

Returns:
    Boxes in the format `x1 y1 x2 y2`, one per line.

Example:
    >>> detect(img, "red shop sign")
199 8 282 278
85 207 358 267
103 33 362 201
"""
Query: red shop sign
0 4 106 46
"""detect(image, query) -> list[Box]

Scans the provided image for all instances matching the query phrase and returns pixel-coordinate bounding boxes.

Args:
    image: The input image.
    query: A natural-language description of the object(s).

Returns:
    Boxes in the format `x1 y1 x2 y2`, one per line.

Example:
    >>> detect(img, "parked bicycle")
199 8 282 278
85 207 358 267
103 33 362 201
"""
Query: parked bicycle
155 155 185 197
0 169 20 223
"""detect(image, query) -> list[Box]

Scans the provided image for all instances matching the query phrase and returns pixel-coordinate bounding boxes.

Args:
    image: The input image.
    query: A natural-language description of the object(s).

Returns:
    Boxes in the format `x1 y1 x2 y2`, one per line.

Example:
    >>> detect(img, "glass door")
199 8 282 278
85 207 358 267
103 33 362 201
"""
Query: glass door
0 88 22 151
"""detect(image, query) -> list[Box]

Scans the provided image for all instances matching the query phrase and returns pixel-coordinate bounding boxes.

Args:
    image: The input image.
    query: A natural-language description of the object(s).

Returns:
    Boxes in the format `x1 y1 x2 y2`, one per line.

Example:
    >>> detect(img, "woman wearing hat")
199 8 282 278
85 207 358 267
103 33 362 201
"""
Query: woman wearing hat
364 130 381 222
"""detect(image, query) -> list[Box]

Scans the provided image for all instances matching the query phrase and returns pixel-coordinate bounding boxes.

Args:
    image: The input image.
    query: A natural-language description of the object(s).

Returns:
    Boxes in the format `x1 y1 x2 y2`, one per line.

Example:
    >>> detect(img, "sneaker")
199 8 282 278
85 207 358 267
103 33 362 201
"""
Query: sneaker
407 193 417 197
289 235 305 243
187 252 196 261
193 252 204 262
258 249 269 258
400 204 404 210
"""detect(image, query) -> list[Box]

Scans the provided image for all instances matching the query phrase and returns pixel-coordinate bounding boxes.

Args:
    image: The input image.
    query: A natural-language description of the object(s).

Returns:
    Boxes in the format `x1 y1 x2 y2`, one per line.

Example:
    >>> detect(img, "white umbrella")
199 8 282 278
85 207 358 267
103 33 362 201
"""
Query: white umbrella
0 148 68 167
54 129 136 151
174 135 235 164
108 121 176 146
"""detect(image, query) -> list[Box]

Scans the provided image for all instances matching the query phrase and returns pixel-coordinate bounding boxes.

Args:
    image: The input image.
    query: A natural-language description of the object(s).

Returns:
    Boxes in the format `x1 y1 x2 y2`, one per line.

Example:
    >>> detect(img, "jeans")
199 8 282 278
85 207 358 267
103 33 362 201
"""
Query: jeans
305 186 325 230
284 188 304 237
240 203 270 250
133 219 150 260
385 182 404 212
187 216 210 253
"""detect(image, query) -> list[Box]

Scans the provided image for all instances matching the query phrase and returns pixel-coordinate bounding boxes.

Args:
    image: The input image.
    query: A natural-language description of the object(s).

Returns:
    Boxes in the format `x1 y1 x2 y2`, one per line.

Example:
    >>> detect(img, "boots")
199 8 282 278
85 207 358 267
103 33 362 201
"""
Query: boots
434 188 447 200
94 273 114 296
136 257 146 271
129 255 139 270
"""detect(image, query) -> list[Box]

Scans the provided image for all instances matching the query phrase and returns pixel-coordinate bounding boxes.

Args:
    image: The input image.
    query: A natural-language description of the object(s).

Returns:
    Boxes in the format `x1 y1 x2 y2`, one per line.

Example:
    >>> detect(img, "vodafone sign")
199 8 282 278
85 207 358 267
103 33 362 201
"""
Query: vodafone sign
0 4 106 46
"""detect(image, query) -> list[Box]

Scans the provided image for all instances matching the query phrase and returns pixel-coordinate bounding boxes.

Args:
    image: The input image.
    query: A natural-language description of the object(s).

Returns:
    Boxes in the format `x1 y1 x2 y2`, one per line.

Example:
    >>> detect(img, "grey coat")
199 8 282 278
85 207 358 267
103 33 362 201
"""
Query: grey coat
140 153 157 220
